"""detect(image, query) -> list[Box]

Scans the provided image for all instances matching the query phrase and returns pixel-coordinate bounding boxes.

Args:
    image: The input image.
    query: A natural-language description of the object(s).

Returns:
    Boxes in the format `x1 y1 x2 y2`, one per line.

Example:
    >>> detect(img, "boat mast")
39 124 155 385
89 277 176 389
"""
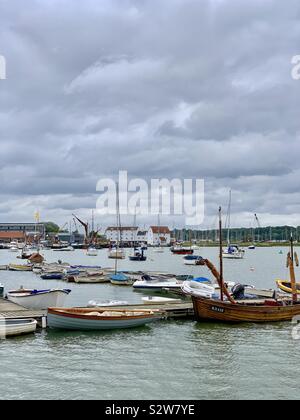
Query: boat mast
226 190 232 246
289 235 298 304
115 182 121 275
219 207 224 301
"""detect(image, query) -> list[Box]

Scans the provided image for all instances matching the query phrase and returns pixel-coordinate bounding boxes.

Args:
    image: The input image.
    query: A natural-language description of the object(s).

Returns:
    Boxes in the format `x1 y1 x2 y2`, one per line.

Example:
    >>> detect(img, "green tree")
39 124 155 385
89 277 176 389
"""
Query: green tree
43 222 60 234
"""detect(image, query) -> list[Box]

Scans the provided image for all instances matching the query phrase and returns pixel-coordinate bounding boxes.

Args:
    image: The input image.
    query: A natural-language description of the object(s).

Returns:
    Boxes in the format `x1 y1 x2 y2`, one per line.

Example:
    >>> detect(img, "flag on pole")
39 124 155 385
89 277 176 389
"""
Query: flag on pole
34 211 40 223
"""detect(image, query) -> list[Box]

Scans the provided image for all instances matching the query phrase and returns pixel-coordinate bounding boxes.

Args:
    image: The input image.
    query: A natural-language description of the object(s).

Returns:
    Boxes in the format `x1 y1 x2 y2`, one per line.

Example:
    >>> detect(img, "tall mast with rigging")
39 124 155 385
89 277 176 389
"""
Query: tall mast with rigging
219 207 224 302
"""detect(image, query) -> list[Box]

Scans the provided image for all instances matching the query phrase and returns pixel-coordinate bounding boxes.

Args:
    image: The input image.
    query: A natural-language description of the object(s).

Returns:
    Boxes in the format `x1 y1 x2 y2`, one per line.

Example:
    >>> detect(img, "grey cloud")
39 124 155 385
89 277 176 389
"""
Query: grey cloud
0 0 300 226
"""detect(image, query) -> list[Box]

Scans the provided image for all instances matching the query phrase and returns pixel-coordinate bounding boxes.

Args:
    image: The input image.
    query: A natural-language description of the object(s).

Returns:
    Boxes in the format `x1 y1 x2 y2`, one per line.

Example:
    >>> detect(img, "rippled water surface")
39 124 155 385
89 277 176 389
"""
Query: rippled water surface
0 247 299 400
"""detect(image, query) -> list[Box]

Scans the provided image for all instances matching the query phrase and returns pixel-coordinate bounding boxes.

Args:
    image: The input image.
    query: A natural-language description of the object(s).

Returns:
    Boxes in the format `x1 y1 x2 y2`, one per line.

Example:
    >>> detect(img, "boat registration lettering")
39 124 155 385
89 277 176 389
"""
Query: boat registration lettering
211 306 225 313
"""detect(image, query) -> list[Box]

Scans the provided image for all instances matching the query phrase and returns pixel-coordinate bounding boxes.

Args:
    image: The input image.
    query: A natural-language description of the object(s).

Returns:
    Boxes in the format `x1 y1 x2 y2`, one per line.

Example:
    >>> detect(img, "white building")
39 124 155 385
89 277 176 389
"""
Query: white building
148 226 171 246
105 227 138 243
136 230 148 244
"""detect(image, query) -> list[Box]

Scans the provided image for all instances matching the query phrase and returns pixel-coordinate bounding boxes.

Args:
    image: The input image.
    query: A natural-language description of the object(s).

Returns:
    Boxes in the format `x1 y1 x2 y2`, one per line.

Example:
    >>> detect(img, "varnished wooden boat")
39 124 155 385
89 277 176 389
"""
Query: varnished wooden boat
47 307 162 331
8 264 32 272
276 280 300 295
187 208 300 323
192 295 300 323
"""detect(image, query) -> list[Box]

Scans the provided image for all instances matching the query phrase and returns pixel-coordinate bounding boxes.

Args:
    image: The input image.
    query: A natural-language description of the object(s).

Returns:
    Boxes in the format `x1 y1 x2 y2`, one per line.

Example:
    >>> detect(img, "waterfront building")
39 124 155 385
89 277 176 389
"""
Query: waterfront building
147 226 171 246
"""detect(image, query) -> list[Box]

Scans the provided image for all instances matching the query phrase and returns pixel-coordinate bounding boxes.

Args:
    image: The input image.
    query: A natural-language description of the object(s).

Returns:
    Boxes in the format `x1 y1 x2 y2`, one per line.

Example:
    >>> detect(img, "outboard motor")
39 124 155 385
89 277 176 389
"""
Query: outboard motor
231 284 245 300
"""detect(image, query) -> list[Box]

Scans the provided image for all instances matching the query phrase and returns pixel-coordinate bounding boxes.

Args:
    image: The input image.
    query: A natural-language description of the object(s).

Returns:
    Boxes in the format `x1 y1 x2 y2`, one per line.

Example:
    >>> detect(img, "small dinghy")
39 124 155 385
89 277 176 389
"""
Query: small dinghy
110 273 135 286
133 277 183 291
8 264 32 272
0 318 37 338
183 255 203 261
182 280 217 299
7 288 71 310
276 280 300 295
86 247 98 257
88 300 129 308
41 273 65 280
48 307 163 331
142 296 181 305
129 248 147 261
74 274 109 284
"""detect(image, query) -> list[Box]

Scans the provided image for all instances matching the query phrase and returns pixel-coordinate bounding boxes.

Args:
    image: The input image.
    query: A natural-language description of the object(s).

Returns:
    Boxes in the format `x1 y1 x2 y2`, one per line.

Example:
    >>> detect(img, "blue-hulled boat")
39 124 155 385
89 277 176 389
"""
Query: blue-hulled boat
183 255 203 261
41 273 65 280
110 273 135 286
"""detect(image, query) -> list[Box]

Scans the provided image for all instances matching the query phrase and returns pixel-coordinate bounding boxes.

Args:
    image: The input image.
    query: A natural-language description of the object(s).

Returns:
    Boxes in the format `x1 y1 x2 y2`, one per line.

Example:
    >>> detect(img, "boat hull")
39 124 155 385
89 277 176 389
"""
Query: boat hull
0 319 37 338
74 276 109 284
192 296 300 323
276 280 300 295
171 249 194 255
7 290 70 310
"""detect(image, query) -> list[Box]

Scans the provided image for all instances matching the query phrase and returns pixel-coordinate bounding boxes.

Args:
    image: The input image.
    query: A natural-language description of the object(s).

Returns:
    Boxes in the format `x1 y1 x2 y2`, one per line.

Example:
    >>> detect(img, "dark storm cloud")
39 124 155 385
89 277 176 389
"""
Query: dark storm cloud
0 0 300 226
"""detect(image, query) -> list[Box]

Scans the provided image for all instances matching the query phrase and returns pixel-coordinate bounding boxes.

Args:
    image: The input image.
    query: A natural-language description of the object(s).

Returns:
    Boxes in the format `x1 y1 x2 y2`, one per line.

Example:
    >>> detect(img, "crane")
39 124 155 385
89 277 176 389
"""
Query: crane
72 214 89 244
254 214 261 242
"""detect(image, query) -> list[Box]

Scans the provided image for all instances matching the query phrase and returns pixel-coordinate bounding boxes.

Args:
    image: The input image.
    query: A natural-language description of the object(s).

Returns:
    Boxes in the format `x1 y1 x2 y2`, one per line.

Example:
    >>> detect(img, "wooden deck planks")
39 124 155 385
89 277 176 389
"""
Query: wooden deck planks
0 298 46 320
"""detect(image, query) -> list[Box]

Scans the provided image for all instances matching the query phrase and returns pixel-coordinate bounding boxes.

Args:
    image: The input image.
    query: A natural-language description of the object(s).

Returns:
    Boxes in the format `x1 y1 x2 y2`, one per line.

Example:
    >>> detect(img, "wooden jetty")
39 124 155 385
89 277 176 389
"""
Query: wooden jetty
95 303 194 319
0 298 47 327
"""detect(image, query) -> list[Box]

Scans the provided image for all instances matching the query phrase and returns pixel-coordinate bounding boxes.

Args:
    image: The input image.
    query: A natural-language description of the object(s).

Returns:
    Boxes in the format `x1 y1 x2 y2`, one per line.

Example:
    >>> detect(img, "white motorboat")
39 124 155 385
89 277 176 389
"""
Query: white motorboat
0 318 37 338
108 249 126 259
7 288 71 310
87 247 98 257
9 246 19 253
53 246 74 252
182 280 216 299
88 300 129 308
142 296 182 305
133 277 183 291
222 245 245 259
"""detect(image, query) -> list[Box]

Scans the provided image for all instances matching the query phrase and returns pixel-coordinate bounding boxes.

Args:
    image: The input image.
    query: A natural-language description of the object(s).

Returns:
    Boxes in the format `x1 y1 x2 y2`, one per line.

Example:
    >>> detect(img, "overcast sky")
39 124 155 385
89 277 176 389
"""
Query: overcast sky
0 0 300 231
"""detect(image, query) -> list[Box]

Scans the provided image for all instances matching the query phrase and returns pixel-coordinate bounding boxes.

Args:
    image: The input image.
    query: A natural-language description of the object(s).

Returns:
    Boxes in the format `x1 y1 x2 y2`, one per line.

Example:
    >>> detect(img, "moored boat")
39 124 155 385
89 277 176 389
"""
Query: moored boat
53 246 74 252
88 300 129 308
86 247 98 256
47 307 163 331
222 245 245 259
185 209 300 323
142 296 182 305
276 280 300 295
0 318 37 338
7 288 71 310
73 275 109 284
110 272 135 286
8 264 32 272
171 247 194 255
129 248 147 261
41 273 65 280
108 249 126 259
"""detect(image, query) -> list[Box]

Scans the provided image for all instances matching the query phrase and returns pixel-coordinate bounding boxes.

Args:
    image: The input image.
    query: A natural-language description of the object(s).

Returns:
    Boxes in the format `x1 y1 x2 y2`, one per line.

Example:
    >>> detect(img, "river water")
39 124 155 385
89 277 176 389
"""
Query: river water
0 247 299 400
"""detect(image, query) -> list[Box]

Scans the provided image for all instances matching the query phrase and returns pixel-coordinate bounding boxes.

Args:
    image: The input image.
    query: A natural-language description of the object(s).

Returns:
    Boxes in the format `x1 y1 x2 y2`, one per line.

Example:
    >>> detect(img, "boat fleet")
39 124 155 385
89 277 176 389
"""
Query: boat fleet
1 212 300 337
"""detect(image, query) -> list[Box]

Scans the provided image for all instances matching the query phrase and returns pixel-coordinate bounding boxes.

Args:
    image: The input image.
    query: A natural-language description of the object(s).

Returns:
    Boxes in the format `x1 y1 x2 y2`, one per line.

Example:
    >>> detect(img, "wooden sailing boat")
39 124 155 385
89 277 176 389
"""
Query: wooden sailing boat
189 209 300 323
222 191 245 259
108 182 125 260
